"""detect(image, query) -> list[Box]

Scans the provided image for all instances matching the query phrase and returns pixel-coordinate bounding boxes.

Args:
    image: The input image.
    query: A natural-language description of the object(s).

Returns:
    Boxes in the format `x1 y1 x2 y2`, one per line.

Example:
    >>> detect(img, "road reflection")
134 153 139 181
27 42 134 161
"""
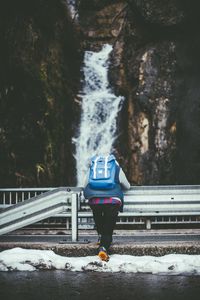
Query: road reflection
0 270 200 300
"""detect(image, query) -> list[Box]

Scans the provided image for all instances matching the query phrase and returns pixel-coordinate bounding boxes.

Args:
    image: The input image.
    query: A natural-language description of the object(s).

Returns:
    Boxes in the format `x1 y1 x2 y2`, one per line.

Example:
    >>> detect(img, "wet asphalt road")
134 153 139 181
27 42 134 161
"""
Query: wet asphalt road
0 270 200 300
0 232 200 244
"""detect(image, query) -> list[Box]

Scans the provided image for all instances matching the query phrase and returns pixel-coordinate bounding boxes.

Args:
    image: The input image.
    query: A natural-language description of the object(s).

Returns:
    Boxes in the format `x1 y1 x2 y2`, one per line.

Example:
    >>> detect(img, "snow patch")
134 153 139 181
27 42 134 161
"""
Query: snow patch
0 248 200 275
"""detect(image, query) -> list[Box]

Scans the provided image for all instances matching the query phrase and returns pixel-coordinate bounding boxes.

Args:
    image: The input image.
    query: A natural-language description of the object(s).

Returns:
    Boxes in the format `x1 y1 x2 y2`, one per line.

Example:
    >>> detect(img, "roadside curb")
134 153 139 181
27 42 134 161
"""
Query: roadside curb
1 241 200 256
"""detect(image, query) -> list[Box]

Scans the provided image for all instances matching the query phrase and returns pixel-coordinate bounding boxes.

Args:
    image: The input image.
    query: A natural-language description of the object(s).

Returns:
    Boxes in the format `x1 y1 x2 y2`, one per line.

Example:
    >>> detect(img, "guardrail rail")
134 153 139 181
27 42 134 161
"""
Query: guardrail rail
0 185 200 241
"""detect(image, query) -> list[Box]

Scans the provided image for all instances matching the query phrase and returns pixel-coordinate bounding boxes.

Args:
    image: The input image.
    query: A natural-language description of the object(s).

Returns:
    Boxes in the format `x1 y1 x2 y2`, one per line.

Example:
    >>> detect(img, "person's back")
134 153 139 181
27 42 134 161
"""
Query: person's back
83 154 130 261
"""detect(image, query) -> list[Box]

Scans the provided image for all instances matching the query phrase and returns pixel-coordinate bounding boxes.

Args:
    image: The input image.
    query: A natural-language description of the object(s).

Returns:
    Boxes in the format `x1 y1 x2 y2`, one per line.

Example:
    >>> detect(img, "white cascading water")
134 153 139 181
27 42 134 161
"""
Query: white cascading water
66 0 77 19
73 44 124 186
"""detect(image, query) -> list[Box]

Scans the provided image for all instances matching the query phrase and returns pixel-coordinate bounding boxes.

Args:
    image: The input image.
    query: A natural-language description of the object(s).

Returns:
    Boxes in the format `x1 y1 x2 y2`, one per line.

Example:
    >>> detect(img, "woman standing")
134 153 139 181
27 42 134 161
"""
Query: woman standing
83 154 130 261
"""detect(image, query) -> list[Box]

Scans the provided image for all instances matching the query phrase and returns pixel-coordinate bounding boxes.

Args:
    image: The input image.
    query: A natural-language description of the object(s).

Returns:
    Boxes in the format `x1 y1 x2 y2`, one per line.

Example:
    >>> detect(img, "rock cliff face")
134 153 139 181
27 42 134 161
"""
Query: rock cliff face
0 0 81 187
1 0 200 186
120 0 200 184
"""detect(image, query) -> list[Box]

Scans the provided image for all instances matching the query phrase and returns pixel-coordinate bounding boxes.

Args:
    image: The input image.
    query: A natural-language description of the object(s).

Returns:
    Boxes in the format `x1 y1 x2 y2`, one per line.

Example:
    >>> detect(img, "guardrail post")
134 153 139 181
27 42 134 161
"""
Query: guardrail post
146 218 151 230
71 193 78 242
66 218 70 230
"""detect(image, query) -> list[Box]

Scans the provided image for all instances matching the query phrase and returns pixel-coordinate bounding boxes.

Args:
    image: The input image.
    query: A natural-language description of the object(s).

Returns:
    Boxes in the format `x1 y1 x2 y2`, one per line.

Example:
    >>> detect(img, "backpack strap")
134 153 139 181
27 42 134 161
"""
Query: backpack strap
93 156 99 179
104 155 109 178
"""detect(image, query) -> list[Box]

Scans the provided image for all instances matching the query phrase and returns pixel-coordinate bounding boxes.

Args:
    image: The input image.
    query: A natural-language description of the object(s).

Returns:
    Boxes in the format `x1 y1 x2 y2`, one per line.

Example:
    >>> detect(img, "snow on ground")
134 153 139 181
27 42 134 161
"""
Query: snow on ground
0 248 200 275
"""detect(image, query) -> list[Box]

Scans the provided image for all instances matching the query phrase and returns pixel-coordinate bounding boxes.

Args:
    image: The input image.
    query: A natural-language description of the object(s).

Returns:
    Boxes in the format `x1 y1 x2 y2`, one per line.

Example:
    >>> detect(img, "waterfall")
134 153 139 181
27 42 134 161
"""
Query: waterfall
73 44 124 186
66 0 77 19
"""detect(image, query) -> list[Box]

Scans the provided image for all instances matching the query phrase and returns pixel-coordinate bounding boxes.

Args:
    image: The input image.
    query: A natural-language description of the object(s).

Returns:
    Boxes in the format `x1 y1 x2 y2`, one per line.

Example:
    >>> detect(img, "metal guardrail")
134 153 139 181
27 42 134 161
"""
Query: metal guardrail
1 185 200 240
79 185 200 229
0 187 82 207
0 187 82 232
0 188 80 241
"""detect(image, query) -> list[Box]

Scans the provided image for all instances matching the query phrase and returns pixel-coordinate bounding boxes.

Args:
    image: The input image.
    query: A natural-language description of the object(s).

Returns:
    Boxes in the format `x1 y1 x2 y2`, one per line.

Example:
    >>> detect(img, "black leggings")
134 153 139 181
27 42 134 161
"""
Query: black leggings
90 204 120 251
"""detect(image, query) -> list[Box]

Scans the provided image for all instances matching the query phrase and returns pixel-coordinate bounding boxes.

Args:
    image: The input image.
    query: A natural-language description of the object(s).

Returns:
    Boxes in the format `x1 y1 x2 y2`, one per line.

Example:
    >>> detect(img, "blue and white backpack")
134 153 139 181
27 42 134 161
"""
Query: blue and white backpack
88 154 119 190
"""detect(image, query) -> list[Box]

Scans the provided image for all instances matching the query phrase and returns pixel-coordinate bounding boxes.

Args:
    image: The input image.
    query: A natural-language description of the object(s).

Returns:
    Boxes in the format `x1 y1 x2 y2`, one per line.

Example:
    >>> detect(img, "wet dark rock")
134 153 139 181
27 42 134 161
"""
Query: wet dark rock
0 0 82 187
65 262 72 270
168 265 175 270
111 0 200 184
129 0 185 26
